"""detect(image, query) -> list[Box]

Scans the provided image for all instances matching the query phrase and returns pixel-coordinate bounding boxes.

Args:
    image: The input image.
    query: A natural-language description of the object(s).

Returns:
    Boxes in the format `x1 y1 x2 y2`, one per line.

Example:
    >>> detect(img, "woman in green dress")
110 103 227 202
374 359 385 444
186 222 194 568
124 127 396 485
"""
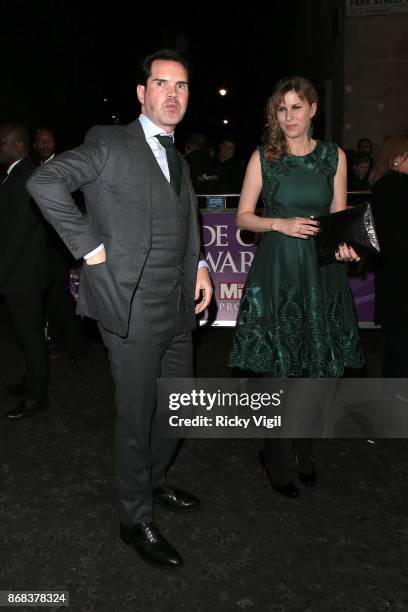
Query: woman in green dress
229 76 364 497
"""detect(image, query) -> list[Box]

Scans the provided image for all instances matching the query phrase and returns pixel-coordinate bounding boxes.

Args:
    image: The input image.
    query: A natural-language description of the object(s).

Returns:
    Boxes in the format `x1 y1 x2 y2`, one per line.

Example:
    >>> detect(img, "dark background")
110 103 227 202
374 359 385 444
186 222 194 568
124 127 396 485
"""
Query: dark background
1 2 307 155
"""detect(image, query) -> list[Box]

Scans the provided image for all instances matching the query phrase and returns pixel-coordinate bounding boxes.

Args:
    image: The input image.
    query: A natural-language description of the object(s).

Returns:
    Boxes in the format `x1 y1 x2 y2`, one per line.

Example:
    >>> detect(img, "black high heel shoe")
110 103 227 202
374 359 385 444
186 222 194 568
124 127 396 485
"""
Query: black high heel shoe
293 442 317 487
259 450 299 498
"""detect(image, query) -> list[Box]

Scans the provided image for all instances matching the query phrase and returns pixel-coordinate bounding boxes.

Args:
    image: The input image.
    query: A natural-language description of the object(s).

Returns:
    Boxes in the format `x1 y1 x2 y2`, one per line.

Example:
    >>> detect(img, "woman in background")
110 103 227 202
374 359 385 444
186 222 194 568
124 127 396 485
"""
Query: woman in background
370 133 408 377
229 76 364 497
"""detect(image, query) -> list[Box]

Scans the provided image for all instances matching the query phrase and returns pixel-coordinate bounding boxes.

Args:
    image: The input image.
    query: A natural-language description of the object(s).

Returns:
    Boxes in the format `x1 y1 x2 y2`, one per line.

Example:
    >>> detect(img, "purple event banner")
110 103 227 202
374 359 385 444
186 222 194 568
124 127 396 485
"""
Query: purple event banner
199 209 375 327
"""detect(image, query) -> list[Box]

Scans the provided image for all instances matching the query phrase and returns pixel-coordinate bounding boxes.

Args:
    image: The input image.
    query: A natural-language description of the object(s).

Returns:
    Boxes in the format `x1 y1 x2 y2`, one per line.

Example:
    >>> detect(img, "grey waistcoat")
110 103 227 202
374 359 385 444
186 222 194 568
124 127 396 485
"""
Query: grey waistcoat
138 174 190 296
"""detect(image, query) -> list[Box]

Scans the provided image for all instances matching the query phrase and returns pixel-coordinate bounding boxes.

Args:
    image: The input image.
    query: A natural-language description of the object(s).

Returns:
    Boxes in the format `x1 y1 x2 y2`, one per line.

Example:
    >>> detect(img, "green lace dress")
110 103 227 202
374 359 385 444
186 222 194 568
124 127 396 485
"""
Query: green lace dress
229 141 364 377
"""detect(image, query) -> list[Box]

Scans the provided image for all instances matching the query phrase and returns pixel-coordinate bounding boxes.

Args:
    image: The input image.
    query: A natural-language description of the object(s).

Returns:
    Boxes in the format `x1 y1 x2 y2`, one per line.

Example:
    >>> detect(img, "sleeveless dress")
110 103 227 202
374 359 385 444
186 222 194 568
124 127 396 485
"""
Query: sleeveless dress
228 141 364 377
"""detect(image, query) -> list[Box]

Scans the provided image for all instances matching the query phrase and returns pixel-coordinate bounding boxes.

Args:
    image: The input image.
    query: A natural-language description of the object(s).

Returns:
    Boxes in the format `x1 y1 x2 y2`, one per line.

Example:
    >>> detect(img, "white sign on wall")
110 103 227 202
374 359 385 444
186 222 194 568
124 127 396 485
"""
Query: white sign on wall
346 0 408 16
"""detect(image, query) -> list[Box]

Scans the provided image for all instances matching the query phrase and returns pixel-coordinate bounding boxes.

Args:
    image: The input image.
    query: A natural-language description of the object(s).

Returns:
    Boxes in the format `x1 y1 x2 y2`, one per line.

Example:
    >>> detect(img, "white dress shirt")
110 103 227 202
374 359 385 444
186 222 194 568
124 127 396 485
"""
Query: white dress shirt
138 113 172 182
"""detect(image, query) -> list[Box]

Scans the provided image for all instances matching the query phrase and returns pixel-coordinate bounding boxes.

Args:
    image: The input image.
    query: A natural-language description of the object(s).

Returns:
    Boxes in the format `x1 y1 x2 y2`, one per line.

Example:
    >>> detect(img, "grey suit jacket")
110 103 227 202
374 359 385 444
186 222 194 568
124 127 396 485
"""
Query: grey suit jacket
26 120 201 337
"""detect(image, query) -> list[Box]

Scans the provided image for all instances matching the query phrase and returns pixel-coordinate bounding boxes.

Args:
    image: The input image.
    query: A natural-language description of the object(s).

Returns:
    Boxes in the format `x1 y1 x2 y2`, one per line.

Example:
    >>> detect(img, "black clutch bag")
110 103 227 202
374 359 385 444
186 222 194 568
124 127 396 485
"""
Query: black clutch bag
314 202 380 265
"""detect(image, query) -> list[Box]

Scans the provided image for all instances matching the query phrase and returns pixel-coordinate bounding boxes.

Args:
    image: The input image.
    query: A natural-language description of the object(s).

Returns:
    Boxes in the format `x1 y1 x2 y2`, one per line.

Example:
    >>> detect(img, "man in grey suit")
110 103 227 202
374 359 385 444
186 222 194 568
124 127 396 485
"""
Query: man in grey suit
27 49 212 569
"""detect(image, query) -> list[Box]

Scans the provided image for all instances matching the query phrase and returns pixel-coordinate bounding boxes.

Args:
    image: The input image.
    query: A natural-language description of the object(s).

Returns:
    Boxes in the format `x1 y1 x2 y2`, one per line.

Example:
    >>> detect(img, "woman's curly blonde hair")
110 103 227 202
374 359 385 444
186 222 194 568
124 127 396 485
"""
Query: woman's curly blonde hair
263 76 319 162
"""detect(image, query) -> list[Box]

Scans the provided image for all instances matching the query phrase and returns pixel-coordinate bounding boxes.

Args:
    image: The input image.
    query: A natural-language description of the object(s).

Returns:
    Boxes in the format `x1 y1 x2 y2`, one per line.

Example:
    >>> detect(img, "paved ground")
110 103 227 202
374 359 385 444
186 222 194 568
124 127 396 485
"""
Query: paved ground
1 301 408 612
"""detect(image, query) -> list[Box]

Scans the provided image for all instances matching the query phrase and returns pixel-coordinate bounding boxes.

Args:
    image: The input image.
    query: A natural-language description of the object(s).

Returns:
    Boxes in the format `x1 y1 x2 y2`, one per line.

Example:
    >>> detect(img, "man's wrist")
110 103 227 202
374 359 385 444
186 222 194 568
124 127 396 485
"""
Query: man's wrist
84 243 105 260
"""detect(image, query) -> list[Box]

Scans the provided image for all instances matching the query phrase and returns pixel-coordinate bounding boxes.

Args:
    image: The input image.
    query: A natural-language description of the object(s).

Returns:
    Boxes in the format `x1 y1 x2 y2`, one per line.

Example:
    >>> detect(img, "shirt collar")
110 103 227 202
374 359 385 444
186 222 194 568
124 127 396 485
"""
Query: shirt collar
41 153 55 165
138 113 174 142
7 159 23 175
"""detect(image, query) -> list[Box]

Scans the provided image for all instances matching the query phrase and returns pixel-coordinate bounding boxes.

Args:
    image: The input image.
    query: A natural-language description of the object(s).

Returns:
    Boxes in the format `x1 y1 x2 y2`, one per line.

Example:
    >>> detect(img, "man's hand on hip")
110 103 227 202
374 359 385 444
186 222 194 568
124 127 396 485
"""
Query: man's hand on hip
85 248 107 265
195 267 213 314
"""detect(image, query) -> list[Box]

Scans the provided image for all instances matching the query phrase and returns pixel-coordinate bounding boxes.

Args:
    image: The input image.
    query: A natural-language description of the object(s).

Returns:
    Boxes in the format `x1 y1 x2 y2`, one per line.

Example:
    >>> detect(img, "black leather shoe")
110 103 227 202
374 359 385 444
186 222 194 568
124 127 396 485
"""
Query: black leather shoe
5 383 26 396
4 398 49 420
259 450 299 498
153 484 201 513
120 522 183 569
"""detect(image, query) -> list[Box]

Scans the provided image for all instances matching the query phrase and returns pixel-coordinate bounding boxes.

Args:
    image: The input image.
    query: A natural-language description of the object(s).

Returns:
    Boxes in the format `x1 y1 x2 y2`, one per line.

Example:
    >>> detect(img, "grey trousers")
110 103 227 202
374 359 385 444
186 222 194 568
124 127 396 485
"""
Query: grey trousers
99 284 192 525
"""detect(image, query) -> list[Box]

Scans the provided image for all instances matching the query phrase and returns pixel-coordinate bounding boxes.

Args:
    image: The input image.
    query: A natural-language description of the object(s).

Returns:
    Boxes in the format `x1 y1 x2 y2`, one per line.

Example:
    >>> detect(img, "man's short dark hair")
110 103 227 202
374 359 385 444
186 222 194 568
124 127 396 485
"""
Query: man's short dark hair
34 127 56 139
354 153 371 166
0 123 30 153
220 135 237 146
357 137 372 148
137 49 190 86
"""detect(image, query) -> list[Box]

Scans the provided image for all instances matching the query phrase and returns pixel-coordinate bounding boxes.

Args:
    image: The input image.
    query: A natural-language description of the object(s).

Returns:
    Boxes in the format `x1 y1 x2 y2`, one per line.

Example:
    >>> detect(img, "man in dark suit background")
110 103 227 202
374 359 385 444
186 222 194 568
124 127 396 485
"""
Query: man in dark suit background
33 128 56 165
33 127 82 363
27 49 212 569
0 124 50 419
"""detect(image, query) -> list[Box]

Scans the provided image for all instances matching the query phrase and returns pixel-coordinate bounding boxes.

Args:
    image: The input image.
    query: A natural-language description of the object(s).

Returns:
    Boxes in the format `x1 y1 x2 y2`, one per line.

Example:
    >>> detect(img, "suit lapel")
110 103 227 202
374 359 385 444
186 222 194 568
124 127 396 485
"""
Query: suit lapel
125 120 174 193
2 159 25 186
125 119 199 250
124 120 199 250
181 160 199 242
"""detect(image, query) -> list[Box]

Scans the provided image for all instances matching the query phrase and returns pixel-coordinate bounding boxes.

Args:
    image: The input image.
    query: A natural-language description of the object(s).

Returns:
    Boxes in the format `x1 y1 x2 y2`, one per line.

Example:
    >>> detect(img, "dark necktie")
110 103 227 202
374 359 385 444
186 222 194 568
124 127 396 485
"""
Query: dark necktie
155 135 182 196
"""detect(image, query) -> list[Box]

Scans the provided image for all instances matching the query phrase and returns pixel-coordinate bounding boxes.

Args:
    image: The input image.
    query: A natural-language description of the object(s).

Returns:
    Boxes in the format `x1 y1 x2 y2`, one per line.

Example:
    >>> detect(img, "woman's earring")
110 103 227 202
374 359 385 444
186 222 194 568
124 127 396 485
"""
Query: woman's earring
393 161 398 167
307 121 313 139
